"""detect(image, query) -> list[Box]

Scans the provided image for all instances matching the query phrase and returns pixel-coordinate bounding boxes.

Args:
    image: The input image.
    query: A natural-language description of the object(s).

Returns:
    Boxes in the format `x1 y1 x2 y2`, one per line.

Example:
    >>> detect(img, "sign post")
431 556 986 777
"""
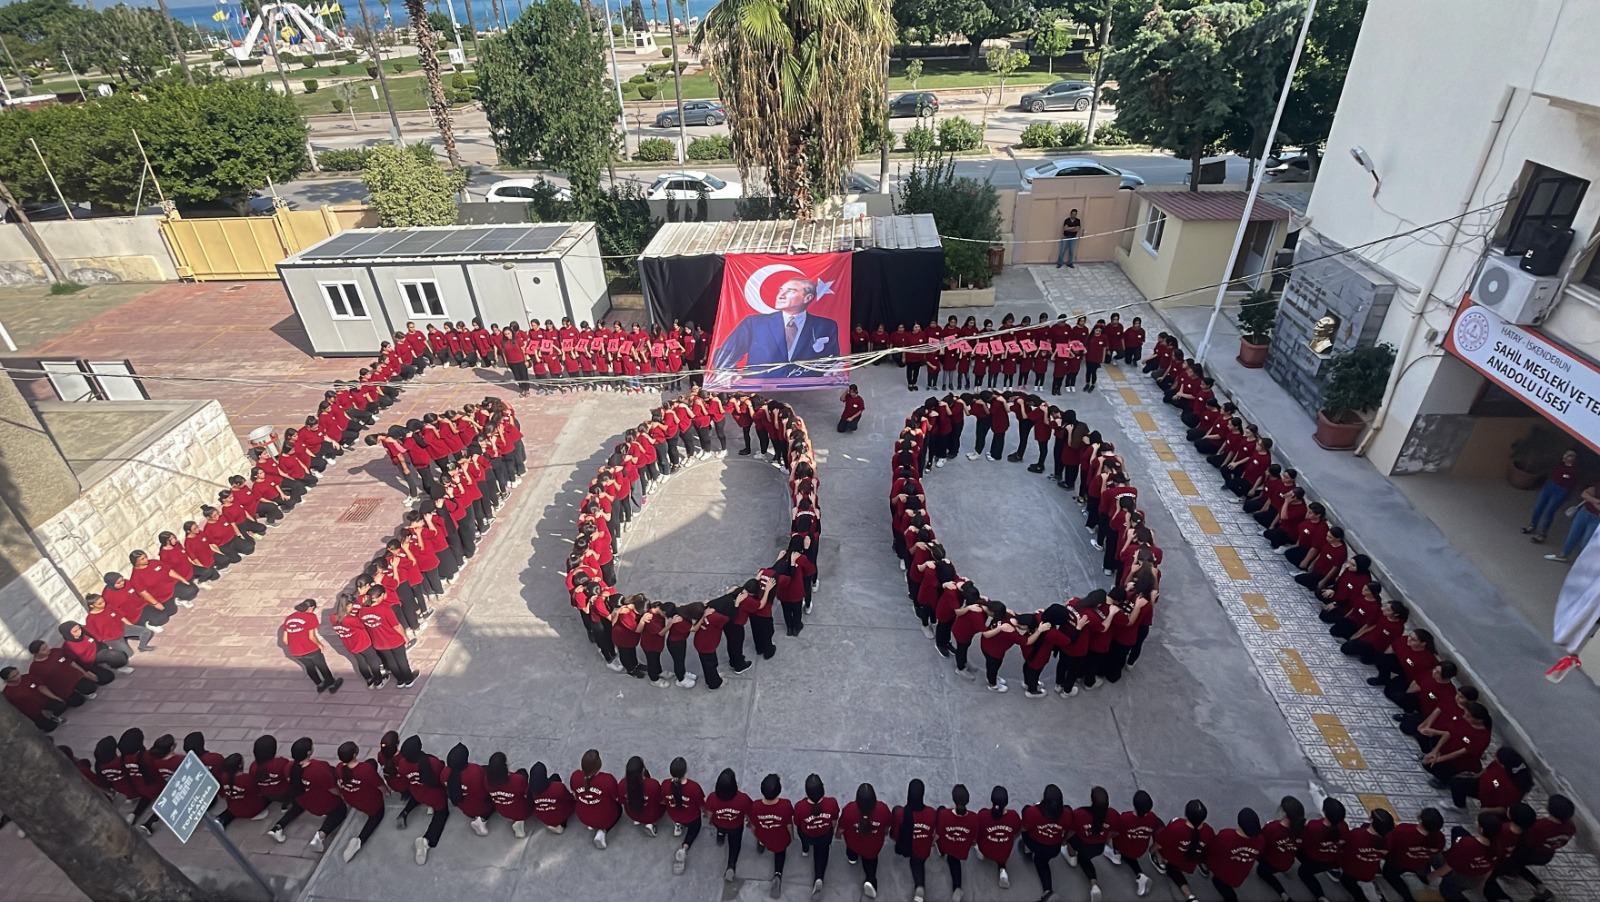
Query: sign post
153 752 276 901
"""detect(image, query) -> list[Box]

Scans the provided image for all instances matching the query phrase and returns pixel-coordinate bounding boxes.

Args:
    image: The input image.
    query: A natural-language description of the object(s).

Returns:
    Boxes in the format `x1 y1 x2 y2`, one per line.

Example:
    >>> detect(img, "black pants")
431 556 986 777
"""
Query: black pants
617 645 641 675
509 360 530 391
984 653 1004 687
400 798 451 848
698 651 722 690
989 429 1007 460
750 616 776 659
837 417 859 433
376 645 416 684
803 830 832 882
295 650 335 688
906 362 922 389
1084 361 1100 388
1381 861 1426 902
349 645 384 684
780 600 804 635
1068 835 1103 880
725 622 750 670
720 825 744 871
973 421 990 455
644 649 664 681
667 639 689 682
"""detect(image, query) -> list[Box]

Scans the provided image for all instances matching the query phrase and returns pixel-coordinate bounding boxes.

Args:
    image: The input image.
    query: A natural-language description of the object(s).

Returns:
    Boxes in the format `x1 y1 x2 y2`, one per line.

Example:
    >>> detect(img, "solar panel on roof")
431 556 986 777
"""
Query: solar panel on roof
466 227 530 254
386 232 455 256
292 224 578 263
297 232 374 260
507 225 568 253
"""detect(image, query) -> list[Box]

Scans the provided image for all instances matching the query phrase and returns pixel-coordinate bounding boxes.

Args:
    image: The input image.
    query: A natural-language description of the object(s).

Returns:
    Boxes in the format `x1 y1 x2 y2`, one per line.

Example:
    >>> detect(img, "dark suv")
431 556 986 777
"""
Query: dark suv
888 92 939 118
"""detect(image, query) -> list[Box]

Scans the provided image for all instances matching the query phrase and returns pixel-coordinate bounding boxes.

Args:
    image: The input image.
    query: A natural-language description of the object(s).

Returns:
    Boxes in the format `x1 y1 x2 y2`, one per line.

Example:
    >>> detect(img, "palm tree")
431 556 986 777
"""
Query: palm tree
699 0 893 218
407 0 462 167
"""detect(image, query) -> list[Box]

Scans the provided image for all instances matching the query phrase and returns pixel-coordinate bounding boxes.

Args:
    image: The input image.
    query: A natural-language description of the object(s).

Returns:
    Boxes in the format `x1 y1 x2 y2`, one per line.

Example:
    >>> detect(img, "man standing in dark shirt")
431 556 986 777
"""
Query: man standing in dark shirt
1057 209 1082 268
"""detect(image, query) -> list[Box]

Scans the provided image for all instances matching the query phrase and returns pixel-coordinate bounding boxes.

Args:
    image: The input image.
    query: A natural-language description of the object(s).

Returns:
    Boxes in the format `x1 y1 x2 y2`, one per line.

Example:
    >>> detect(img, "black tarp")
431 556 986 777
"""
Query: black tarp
638 246 944 331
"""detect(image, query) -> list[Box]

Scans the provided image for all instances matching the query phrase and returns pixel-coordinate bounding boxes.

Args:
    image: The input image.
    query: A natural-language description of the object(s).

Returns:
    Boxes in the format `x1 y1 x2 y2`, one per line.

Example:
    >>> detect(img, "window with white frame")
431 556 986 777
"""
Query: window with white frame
399 279 445 317
1142 207 1166 254
321 282 367 319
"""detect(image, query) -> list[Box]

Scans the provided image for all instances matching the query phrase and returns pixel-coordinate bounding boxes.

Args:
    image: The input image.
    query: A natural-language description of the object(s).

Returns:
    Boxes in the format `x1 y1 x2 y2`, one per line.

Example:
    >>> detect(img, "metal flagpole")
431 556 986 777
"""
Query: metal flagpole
27 139 73 220
601 0 630 166
1194 0 1319 363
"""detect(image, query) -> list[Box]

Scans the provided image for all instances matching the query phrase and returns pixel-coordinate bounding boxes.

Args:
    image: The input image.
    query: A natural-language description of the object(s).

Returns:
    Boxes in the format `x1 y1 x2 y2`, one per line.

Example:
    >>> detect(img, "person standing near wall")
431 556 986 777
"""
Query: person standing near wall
1057 209 1082 268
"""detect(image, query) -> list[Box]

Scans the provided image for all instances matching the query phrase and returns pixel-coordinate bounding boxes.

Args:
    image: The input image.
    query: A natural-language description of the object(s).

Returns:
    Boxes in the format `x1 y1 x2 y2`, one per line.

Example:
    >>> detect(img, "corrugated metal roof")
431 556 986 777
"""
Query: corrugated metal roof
1143 191 1292 222
281 223 591 266
641 214 941 258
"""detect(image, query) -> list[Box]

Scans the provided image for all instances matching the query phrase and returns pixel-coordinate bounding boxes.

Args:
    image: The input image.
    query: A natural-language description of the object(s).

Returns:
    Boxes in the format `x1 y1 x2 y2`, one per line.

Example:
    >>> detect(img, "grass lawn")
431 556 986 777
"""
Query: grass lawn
294 73 438 115
888 57 1089 91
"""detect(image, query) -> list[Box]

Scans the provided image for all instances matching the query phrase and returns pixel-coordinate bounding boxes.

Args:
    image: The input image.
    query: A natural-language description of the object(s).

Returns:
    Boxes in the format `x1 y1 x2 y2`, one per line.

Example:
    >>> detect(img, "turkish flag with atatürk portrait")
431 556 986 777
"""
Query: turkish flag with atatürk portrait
706 252 852 391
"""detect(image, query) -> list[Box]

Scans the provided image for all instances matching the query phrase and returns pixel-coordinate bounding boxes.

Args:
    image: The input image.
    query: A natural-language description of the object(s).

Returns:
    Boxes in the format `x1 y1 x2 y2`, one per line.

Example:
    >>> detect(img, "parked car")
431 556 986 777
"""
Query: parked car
646 170 743 201
1021 158 1144 190
1018 81 1093 113
655 100 726 128
484 178 571 203
1264 153 1313 183
888 92 939 118
843 172 880 193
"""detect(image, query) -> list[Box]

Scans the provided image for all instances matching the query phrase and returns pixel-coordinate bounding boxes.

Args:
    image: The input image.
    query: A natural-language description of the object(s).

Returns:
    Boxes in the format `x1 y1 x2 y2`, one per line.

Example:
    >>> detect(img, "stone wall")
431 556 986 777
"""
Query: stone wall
0 401 246 666
1266 230 1398 416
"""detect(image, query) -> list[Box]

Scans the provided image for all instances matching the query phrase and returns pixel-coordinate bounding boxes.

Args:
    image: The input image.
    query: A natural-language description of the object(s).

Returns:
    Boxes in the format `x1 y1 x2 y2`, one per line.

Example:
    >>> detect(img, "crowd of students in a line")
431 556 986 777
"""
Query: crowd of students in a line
2 347 415 732
889 390 1162 696
1146 335 1512 792
8 731 1574 902
376 316 713 394
857 312 1147 396
562 388 822 690
269 397 528 695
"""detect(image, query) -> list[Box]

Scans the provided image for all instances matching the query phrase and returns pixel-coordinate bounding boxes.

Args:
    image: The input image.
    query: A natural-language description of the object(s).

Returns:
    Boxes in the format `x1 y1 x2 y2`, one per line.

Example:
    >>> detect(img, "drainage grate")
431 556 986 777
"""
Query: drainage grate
337 498 384 523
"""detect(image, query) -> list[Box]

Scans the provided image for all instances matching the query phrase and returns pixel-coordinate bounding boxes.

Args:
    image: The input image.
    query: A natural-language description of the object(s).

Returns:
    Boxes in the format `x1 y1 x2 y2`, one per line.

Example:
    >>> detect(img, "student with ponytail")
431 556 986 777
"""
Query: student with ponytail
445 742 494 837
1069 785 1115 901
482 752 532 839
891 778 936 902
935 784 978 901
215 752 269 827
1152 799 1212 902
840 782 890 899
1105 789 1158 896
1255 795 1307 901
1204 808 1265 902
707 768 752 883
334 741 387 862
134 734 181 836
1296 797 1350 899
527 762 575 835
793 773 840 895
618 755 664 837
275 738 347 853
1335 808 1395 901
571 748 621 849
1020 783 1071 900
748 774 794 899
975 785 1023 890
395 735 450 865
664 757 705 875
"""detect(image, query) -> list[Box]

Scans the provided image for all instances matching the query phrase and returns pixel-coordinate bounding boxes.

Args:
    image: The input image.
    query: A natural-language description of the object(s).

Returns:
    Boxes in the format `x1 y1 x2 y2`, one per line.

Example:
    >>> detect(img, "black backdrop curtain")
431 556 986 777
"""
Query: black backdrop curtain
638 247 944 332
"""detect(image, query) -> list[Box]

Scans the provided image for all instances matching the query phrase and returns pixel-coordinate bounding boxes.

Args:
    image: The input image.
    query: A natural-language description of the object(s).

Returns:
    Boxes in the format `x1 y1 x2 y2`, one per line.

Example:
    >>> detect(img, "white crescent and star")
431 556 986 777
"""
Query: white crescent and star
741 264 837 314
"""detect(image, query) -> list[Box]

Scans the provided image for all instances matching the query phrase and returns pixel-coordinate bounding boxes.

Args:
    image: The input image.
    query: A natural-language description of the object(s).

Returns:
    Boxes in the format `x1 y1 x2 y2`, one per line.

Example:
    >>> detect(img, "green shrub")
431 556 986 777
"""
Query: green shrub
344 52 359 64
211 49 225 62
391 61 406 74
1092 122 1132 146
317 148 371 171
686 135 733 161
453 62 465 73
49 281 85 296
301 54 316 69
451 72 469 90
303 78 319 93
446 88 474 104
662 47 672 58
622 83 640 99
330 65 343 76
645 62 672 81
612 23 623 36
635 137 676 162
1019 121 1058 148
637 83 659 101
365 63 379 78
902 124 936 155
1057 122 1087 147
937 116 982 151
331 98 347 113
628 73 648 84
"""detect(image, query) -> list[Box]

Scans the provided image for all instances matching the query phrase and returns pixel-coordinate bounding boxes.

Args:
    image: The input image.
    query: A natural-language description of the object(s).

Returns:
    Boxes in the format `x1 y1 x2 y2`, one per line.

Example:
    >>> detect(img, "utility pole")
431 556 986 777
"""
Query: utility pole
459 0 481 60
0 178 68 283
1084 0 1111 144
666 0 689 163
156 0 195 85
878 52 890 193
358 0 408 146
601 0 629 171
0 703 205 901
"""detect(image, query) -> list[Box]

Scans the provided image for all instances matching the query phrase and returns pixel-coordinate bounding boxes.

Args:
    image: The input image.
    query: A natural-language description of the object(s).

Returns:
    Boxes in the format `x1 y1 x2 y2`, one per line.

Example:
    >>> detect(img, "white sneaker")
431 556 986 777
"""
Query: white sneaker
957 666 977 680
921 624 935 640
342 837 362 862
677 677 696 689
1065 849 1079 867
813 878 824 895
606 659 624 673
1105 848 1122 865
1090 884 1102 901
652 678 672 688
718 450 728 459
724 868 736 882
1136 873 1150 895
414 836 428 865
594 828 607 849
512 820 527 839
471 816 489 836
863 880 877 899
175 598 194 608
1025 688 1045 698
987 681 1008 693
952 889 963 902
267 826 286 843
118 666 135 674
999 867 1010 888
1545 554 1570 562
548 823 565 834
252 808 271 820
967 452 982 461
309 832 325 853
673 822 685 837
935 459 945 468
644 822 658 837
914 888 925 902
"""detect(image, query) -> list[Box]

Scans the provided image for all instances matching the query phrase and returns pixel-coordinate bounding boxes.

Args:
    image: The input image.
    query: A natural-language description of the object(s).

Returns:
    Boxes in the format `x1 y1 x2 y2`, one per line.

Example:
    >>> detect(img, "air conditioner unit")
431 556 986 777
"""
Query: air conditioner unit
1473 255 1559 324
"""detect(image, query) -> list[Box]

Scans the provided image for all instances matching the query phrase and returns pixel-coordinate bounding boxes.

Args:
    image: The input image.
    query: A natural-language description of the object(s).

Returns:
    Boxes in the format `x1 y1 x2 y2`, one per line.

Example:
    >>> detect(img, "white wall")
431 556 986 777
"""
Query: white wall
1306 0 1600 470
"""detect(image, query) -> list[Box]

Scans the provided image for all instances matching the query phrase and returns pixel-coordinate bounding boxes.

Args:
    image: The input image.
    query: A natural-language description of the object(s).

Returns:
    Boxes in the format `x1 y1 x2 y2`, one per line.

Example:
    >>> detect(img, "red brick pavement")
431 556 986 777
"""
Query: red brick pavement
3 282 582 899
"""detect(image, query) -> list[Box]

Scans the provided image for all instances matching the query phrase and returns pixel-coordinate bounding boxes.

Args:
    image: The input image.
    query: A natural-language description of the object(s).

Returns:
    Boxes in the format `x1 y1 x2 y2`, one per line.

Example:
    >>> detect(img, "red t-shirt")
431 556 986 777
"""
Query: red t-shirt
794 796 840 838
295 759 344 817
749 798 795 852
1155 819 1215 873
890 805 937 859
280 611 321 657
446 762 496 819
693 610 728 654
664 779 705 825
707 790 753 831
616 776 665 825
1021 804 1072 845
1443 835 1497 878
1384 822 1444 872
975 807 1023 864
28 650 88 699
1259 819 1303 873
1340 826 1389 883
486 772 532 822
530 777 576 828
570 771 622 830
1205 827 1265 887
1301 819 1349 864
840 800 892 859
335 760 387 817
397 754 448 811
936 807 979 858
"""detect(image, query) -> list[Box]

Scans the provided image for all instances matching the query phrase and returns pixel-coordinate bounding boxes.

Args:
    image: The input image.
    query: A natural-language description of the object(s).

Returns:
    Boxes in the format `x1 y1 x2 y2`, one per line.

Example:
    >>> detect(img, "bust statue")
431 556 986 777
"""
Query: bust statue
1309 314 1339 354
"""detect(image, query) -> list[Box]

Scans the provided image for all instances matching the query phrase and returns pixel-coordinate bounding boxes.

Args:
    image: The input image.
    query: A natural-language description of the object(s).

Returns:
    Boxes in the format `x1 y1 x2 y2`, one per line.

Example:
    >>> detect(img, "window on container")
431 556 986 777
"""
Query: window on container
1142 207 1166 253
1504 164 1587 256
400 280 445 317
321 282 367 319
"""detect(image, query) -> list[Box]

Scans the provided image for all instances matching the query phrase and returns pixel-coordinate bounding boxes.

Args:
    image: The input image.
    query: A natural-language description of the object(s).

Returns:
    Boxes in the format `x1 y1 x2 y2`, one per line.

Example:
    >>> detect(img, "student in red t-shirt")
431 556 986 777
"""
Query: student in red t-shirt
748 774 795 897
1525 448 1579 543
1451 745 1532 815
445 743 495 838
975 785 1022 890
1294 798 1351 899
708 768 753 881
1432 812 1502 901
890 779 937 902
2 665 67 730
936 783 979 899
840 782 891 899
1486 794 1573 902
528 762 575 835
838 384 866 433
1331 809 1394 902
571 749 622 849
281 599 342 694
665 757 706 875
1381 806 1446 902
334 740 388 862
359 587 417 687
1069 786 1117 900
268 738 349 853
1153 799 1213 900
978 602 1018 693
397 735 450 865
1199 808 1264 901
616 755 665 839
794 773 840 893
1020 784 1071 897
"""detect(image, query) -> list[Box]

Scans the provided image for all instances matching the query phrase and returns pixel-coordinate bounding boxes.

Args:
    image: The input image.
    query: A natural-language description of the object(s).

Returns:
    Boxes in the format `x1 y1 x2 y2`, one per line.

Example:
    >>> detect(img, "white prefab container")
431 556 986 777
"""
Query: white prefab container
276 222 611 355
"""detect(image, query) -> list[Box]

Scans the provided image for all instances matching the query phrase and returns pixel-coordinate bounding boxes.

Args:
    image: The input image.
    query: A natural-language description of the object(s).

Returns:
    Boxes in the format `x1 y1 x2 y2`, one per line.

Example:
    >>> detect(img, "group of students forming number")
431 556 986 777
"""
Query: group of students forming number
19 730 1577 902
3 349 411 733
564 388 822 690
891 390 1162 696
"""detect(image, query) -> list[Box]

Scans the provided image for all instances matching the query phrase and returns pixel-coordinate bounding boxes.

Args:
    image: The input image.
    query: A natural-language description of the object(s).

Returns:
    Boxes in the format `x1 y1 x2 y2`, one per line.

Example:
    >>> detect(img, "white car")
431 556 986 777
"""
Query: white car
646 171 742 201
1020 158 1144 190
484 178 572 202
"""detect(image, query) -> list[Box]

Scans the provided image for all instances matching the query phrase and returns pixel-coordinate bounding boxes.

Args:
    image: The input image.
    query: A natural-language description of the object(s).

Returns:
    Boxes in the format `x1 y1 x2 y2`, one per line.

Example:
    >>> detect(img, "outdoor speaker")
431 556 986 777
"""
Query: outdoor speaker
1521 226 1575 276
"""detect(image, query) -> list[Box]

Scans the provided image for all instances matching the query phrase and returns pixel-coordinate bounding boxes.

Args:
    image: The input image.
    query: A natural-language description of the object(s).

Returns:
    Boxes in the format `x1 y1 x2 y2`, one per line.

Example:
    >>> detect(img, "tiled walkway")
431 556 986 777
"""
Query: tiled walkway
1100 363 1600 898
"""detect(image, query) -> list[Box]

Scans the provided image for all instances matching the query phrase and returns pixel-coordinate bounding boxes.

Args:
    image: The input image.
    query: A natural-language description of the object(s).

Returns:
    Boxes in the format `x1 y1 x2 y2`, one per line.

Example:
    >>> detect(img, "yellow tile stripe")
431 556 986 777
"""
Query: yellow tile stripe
1150 439 1177 462
1214 546 1251 580
1118 387 1142 407
1133 411 1159 433
1275 648 1322 696
1169 469 1198 496
1190 505 1222 535
1107 366 1127 382
1358 794 1398 820
1240 593 1280 630
1312 713 1368 770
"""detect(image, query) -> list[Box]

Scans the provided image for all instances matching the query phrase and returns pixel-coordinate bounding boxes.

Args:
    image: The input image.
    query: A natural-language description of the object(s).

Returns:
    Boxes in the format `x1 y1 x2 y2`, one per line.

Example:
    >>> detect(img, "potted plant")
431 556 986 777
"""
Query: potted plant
1314 343 1396 450
1508 423 1573 489
1236 289 1277 368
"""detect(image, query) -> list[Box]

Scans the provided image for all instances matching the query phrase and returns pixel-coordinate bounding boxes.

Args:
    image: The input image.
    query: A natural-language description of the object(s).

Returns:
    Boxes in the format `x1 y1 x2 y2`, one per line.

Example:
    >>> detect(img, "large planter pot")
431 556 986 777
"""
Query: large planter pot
1237 337 1269 368
1506 462 1546 490
1314 411 1365 450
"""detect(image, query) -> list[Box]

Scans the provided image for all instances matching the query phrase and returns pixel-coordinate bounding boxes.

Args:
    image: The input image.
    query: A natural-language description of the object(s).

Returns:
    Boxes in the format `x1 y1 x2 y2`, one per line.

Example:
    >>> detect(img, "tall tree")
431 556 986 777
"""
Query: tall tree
699 0 893 217
0 0 91 64
1217 0 1302 167
1103 2 1252 190
363 143 466 225
944 0 1033 67
1031 14 1071 74
476 0 617 197
1276 0 1365 168
60 4 183 83
407 0 461 166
